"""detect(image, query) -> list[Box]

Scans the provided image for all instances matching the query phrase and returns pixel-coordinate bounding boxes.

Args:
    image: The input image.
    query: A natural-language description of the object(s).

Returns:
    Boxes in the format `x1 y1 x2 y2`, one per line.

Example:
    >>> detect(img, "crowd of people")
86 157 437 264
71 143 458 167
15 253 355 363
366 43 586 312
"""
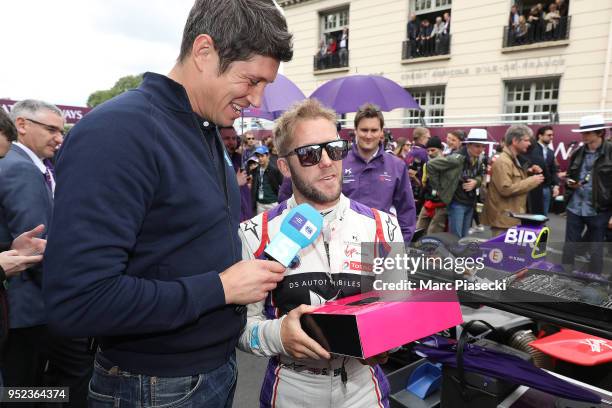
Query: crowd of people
0 0 609 407
507 0 569 46
405 11 451 58
315 28 349 70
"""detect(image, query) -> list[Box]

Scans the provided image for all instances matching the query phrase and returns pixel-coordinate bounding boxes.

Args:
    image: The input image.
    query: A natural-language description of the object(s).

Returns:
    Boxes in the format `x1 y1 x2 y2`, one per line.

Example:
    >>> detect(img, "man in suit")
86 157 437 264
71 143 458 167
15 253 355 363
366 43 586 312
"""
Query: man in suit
0 100 91 407
524 126 560 215
0 109 48 389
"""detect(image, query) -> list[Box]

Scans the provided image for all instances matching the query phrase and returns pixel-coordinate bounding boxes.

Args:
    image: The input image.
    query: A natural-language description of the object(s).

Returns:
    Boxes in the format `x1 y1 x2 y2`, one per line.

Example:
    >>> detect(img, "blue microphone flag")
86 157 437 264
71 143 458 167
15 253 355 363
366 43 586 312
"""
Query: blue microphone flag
264 203 323 267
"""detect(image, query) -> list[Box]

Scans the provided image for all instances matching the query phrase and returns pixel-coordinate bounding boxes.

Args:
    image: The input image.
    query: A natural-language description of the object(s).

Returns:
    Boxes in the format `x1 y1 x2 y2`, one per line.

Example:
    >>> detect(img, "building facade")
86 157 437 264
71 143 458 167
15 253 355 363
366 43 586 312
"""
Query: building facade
279 0 612 128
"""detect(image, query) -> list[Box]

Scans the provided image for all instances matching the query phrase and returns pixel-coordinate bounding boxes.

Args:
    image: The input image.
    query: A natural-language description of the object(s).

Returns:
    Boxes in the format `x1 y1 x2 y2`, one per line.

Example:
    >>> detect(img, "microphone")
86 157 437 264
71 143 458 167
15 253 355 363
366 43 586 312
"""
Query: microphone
264 203 323 267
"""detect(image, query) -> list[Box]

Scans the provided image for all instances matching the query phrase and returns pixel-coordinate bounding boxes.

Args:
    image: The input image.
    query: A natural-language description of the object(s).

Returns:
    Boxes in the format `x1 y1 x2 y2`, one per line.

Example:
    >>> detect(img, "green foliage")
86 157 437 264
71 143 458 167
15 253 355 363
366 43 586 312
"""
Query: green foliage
87 74 144 107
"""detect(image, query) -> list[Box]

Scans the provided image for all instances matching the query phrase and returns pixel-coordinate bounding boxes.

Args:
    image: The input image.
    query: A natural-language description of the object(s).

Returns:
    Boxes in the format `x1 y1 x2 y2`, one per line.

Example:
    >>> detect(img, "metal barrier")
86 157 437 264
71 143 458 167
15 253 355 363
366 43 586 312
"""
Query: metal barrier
402 34 451 60
313 49 349 71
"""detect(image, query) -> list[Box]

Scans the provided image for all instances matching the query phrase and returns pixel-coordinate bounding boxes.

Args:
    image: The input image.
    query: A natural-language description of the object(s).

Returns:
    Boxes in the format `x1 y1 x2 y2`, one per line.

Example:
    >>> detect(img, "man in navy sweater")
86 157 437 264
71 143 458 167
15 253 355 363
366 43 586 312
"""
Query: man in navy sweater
43 1 293 406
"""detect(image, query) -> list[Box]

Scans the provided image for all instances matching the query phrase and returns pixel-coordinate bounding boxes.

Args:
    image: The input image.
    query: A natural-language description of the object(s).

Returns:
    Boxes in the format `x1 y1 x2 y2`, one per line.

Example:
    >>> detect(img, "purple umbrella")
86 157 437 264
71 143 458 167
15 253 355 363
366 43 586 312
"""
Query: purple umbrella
242 73 305 120
310 74 421 114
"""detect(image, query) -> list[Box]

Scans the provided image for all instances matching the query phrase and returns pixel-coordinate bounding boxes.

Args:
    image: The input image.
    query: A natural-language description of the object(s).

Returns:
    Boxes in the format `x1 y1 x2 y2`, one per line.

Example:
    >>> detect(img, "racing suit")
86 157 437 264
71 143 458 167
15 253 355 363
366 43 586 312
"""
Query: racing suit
238 194 404 408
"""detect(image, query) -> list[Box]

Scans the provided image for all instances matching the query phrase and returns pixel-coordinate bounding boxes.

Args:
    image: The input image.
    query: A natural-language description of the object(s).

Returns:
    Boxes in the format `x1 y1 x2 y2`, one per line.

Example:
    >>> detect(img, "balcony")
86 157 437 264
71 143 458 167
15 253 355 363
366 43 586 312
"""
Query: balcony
503 16 570 50
402 35 451 62
313 50 349 73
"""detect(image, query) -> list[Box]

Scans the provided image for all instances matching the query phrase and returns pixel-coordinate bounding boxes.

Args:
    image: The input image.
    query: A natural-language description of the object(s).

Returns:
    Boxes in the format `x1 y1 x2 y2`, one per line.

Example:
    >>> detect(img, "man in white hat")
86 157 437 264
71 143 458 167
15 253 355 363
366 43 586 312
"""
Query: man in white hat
426 128 491 238
481 125 544 237
562 115 612 275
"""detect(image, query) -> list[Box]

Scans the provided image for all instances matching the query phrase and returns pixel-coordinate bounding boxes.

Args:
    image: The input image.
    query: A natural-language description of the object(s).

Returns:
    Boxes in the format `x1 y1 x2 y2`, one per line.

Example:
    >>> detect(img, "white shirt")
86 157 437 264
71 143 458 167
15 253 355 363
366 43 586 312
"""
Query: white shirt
538 141 550 160
14 142 56 194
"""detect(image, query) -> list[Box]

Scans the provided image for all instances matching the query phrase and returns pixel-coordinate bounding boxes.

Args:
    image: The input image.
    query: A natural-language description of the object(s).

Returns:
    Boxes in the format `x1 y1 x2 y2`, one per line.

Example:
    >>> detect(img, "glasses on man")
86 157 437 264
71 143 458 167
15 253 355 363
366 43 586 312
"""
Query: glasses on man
25 118 65 136
283 139 349 167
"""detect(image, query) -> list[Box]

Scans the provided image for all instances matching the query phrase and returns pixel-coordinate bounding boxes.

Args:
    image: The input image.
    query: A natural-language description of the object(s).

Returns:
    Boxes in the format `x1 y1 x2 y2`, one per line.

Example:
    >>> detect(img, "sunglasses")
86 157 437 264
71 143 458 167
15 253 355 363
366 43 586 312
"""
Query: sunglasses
283 139 349 167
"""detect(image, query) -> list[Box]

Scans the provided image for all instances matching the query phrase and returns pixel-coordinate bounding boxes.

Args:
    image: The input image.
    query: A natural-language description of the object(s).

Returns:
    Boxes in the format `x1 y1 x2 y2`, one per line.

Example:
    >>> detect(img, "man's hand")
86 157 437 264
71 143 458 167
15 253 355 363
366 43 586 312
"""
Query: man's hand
462 179 477 192
529 174 545 185
11 224 46 256
552 185 560 197
236 170 248 187
220 260 285 305
0 250 43 278
281 305 331 361
608 216 612 230
360 352 389 367
528 165 543 174
566 178 580 190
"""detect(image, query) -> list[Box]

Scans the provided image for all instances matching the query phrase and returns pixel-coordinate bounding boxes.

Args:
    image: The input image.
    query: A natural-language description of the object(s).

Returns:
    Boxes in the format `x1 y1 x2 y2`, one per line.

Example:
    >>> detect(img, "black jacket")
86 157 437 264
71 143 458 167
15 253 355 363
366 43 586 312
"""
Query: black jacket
520 142 559 214
251 164 283 210
44 73 243 376
564 140 612 213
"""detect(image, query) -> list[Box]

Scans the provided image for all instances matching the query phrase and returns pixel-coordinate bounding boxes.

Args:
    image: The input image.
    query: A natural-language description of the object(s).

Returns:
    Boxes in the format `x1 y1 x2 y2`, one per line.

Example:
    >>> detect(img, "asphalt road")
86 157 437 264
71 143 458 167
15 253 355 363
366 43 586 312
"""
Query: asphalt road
235 350 267 408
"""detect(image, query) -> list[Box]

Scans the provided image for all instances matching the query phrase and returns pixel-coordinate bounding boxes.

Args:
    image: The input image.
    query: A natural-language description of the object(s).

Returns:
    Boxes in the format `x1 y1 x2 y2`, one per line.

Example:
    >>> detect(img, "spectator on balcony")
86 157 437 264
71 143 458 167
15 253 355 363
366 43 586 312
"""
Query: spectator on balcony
509 4 520 30
407 14 419 58
442 12 451 34
441 12 451 53
527 4 543 41
417 19 433 57
326 37 337 67
431 16 446 55
556 0 568 17
338 28 349 66
317 38 327 69
515 15 530 45
544 2 561 39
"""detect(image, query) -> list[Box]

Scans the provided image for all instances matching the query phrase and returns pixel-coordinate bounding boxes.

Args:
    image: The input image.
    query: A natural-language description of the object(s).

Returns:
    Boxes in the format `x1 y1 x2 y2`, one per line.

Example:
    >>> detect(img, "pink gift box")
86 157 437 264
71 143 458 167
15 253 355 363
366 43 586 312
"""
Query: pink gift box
301 290 464 359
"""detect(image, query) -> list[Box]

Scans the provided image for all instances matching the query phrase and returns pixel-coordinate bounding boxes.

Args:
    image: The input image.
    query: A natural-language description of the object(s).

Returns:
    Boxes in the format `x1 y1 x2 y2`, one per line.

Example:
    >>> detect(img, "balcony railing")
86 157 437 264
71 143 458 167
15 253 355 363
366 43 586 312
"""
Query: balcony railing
503 15 570 48
402 34 451 60
313 49 349 71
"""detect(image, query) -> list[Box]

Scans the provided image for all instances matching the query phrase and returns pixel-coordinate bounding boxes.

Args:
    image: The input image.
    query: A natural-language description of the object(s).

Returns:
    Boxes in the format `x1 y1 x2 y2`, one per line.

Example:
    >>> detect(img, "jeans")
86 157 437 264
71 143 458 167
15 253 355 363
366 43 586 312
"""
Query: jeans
88 353 237 408
447 201 474 238
542 186 552 216
562 210 610 274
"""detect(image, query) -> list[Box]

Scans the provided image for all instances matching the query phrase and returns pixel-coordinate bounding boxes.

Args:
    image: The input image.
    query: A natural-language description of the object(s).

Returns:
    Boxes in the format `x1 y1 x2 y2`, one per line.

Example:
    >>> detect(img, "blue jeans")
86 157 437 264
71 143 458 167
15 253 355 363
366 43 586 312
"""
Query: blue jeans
562 210 610 274
447 201 474 238
88 353 237 407
542 186 552 216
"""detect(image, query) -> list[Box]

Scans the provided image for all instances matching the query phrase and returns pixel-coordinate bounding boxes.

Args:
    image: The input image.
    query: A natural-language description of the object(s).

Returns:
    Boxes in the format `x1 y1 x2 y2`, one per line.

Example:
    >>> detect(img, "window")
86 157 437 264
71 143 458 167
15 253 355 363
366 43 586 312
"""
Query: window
504 0 570 47
404 87 445 126
412 0 451 16
504 78 560 123
405 0 452 59
320 8 349 37
315 7 350 71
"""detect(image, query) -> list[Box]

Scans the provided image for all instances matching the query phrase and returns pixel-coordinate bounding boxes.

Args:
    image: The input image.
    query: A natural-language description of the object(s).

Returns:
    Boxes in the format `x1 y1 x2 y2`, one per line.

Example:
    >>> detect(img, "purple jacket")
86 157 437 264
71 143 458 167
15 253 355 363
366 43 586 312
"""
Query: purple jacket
342 144 416 242
277 177 292 203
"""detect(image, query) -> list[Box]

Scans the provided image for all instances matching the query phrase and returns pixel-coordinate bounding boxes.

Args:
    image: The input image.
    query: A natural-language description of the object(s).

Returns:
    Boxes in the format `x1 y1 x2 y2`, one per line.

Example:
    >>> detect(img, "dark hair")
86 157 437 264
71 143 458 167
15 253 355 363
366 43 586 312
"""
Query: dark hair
178 0 293 73
448 129 466 141
354 103 384 129
536 125 553 138
0 109 17 142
